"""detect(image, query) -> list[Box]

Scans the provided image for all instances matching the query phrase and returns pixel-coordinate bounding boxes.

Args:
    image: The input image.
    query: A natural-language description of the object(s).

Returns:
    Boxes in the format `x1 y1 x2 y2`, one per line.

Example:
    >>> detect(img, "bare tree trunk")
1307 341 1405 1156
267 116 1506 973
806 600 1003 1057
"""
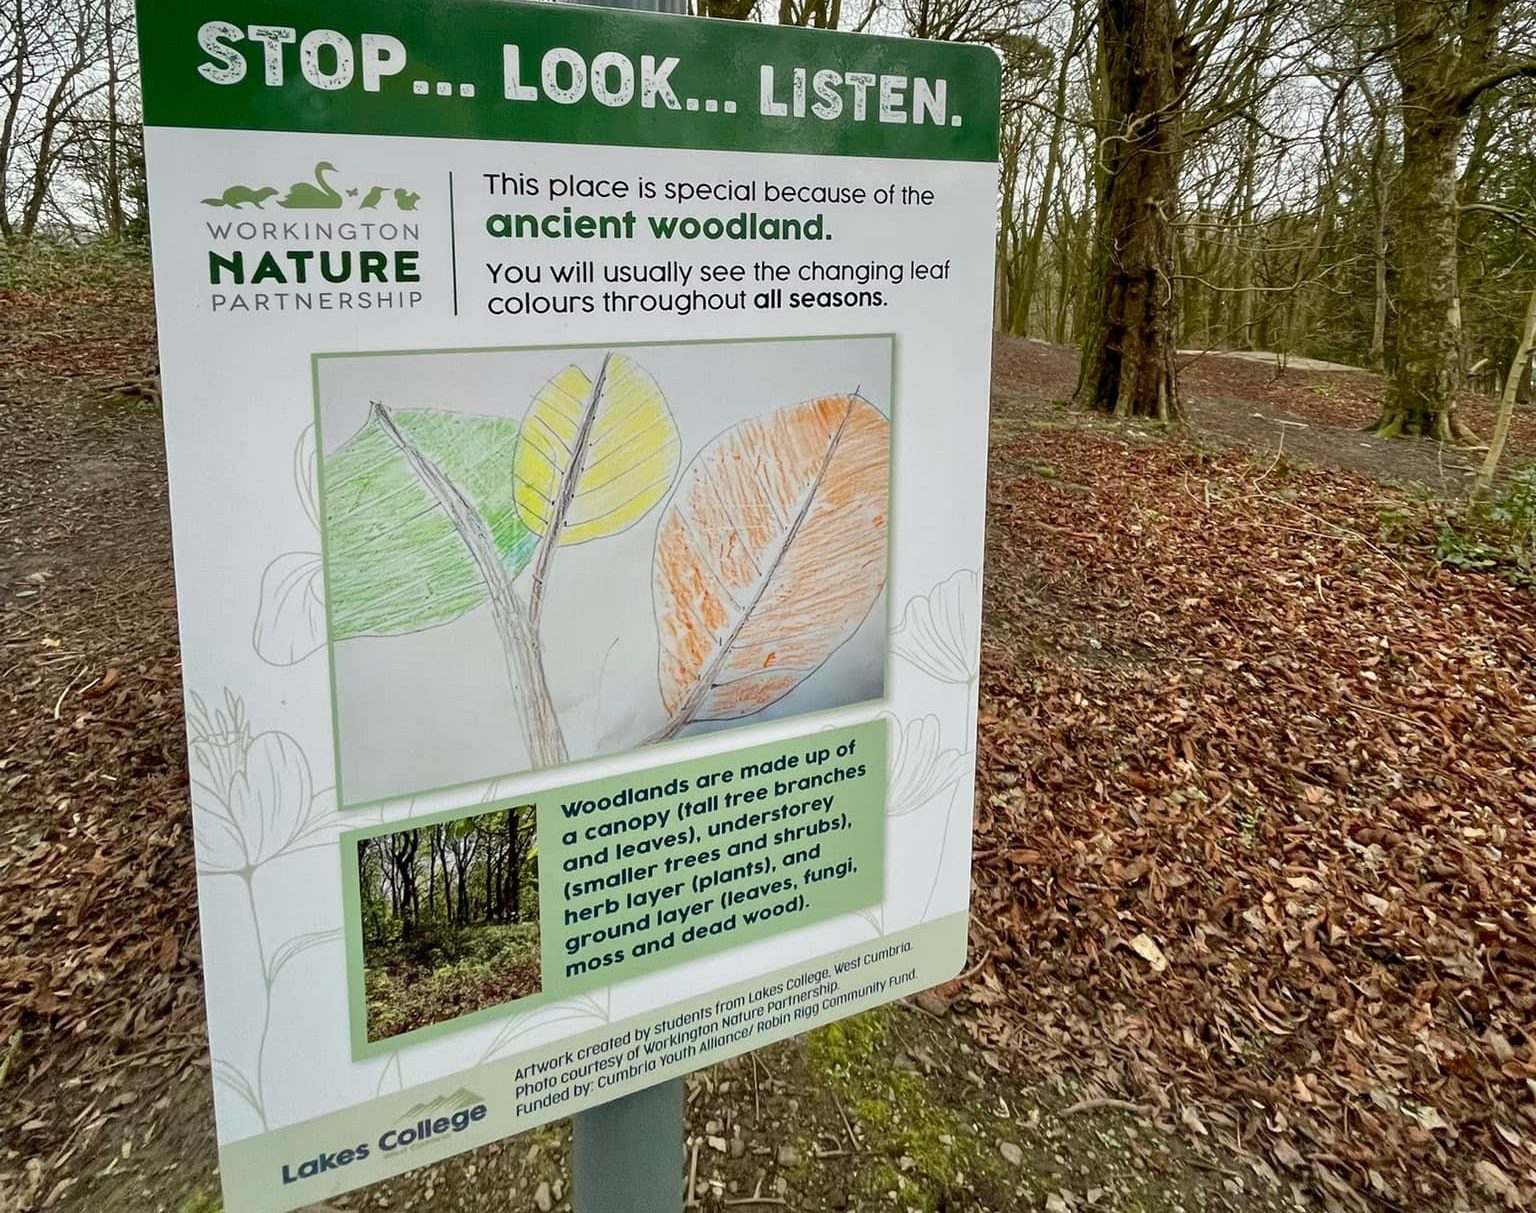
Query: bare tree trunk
0 0 32 240
1367 112 1391 371
1016 3 1085 337
1076 0 1187 421
1376 110 1466 439
1375 0 1536 439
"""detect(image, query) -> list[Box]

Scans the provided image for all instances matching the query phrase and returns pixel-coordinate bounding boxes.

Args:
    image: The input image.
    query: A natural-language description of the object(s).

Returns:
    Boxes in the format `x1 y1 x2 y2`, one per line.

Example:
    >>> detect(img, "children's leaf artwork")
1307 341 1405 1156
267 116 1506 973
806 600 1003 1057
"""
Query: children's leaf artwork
324 407 534 638
514 353 681 620
314 349 890 801
651 394 889 738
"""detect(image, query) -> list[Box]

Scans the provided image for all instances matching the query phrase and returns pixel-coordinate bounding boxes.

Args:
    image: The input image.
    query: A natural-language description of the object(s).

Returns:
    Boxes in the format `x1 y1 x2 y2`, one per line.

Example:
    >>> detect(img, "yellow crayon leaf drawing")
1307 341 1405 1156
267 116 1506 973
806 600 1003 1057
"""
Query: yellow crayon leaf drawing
515 353 681 600
652 394 889 736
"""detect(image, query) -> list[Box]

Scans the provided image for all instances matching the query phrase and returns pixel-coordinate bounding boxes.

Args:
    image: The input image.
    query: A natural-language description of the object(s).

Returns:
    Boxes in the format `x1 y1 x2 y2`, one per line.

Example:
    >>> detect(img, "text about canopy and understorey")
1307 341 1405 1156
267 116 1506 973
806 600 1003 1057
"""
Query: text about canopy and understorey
544 720 884 991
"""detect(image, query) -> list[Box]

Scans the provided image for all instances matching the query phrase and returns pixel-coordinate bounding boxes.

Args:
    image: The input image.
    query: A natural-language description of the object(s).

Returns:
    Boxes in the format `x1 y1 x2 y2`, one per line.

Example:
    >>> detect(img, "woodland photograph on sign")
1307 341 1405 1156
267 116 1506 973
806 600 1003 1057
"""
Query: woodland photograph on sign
314 336 893 807
356 805 542 1042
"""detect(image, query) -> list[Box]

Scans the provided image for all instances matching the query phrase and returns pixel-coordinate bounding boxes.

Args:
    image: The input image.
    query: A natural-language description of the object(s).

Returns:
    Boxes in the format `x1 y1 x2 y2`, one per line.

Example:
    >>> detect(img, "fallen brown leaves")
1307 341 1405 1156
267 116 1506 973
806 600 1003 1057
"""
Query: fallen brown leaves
1 288 209 1209
6 291 1536 1211
970 420 1536 1209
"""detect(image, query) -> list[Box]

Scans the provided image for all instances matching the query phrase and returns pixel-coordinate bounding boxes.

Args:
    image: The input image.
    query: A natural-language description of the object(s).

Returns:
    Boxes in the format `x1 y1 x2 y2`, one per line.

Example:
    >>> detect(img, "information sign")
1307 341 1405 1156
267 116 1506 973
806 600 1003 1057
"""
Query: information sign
136 3 999 1207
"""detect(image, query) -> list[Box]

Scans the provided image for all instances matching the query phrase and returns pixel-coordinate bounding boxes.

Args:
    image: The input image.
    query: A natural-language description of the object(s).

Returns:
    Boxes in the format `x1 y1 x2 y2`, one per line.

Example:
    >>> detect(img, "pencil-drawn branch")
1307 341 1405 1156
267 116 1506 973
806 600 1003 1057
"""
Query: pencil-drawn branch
364 401 565 768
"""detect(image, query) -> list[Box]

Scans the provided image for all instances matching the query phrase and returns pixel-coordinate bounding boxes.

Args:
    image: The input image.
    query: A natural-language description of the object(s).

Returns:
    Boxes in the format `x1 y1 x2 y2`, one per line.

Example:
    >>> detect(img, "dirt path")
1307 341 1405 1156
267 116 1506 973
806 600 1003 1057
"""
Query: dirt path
996 334 1536 487
3 295 1533 1212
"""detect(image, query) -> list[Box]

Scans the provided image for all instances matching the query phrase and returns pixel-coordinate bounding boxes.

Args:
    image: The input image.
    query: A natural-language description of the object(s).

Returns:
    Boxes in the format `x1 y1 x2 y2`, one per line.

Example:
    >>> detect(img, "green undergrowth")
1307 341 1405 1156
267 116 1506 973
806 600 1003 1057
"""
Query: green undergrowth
1434 466 1536 585
0 237 151 292
365 922 540 1041
1381 465 1536 587
804 1008 1014 1211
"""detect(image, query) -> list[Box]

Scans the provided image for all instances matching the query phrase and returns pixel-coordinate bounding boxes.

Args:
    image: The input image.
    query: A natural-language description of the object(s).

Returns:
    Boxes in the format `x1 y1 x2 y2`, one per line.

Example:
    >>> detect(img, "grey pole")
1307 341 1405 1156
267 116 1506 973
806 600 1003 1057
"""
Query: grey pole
553 0 689 1202
573 1076 686 1210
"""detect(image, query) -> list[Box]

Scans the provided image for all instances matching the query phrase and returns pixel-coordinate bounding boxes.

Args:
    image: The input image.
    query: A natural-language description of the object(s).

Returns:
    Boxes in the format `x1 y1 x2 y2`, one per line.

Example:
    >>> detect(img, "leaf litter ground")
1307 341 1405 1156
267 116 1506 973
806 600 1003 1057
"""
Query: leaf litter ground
2 289 1534 1211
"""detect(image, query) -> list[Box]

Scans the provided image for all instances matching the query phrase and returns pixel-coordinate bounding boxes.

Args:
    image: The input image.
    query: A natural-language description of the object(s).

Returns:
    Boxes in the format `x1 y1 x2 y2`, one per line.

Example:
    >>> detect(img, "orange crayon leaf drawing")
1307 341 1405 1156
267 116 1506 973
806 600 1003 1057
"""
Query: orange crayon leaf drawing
651 393 889 739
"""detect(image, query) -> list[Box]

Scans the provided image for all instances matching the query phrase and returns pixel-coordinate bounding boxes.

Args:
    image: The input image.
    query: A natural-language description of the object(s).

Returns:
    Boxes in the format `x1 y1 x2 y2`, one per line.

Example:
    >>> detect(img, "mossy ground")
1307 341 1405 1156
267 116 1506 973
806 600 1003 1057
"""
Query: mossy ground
130 1000 1289 1213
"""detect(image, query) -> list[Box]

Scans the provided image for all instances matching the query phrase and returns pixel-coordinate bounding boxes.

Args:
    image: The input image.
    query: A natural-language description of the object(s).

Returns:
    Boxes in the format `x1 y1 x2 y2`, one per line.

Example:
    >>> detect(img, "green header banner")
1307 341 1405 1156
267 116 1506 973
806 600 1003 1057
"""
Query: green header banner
136 0 1001 162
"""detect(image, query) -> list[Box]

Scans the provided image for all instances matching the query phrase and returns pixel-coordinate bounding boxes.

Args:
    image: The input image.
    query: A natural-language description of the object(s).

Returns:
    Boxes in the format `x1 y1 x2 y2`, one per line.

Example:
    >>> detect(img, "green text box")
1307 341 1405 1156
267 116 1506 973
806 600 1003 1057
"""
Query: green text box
138 0 1000 161
544 719 884 990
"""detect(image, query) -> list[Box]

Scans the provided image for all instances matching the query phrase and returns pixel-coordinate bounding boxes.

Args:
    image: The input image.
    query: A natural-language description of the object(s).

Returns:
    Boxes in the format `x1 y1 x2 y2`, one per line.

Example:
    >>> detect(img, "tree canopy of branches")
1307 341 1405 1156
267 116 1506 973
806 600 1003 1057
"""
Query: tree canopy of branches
990 0 1536 447
2 0 142 242
13 0 1536 454
357 808 538 947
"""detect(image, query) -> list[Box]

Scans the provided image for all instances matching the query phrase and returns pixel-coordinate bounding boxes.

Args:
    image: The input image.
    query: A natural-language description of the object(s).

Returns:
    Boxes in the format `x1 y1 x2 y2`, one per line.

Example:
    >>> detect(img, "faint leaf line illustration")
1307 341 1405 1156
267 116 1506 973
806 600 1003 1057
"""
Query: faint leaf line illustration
252 426 324 667
252 551 326 666
267 927 343 985
375 1051 404 1097
920 778 969 925
294 422 319 529
885 713 970 819
478 989 612 1065
887 570 983 925
190 691 348 1130
891 568 981 686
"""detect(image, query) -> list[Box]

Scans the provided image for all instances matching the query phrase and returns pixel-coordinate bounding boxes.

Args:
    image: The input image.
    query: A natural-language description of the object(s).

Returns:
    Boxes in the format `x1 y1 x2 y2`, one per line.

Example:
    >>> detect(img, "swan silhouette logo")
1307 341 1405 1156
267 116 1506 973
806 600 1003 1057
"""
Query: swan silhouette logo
201 162 422 212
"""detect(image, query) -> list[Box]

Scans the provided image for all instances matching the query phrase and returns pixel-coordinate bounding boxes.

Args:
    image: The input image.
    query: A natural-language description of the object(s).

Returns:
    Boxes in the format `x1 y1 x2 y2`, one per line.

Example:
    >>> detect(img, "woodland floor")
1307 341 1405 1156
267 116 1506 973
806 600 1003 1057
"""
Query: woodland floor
2 286 1535 1213
363 924 543 1043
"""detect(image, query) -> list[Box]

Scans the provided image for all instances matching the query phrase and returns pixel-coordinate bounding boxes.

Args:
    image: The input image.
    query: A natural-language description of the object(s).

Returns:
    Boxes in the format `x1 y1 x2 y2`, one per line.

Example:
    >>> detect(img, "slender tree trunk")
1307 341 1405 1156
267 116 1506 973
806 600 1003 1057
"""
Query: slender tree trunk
1375 0 1523 440
1076 0 1187 421
1476 282 1536 495
427 828 438 914
1368 114 1391 371
104 2 124 239
1017 5 1084 336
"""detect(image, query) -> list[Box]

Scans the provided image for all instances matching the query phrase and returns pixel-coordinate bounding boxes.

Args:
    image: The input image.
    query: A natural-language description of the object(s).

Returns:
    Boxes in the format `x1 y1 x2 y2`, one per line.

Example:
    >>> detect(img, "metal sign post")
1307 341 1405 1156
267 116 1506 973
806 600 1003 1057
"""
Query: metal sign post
573 1077 686 1211
553 0 689 1187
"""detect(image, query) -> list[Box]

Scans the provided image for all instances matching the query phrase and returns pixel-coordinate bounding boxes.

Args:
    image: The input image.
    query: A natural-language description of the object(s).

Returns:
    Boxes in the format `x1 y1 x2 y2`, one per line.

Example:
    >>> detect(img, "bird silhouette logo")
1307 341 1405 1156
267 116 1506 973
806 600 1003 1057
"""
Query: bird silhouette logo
201 163 423 212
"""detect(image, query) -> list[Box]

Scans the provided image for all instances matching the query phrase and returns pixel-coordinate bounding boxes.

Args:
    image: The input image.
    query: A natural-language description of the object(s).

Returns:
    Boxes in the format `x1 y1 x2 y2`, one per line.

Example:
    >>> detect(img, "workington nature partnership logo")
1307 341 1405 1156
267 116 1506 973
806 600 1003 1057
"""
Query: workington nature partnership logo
202 160 422 211
200 158 427 314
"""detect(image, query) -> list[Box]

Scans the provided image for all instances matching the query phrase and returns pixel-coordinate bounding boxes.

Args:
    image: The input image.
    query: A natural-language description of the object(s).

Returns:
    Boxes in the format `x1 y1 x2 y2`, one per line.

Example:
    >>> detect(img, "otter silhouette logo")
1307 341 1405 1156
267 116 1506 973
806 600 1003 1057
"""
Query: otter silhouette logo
201 184 279 209
201 163 421 211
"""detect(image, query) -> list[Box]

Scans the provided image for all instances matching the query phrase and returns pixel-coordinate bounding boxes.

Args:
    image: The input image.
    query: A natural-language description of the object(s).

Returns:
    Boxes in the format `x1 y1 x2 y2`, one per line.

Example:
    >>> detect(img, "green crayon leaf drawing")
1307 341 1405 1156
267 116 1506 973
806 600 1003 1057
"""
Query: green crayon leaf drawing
324 408 534 639
253 551 326 665
326 403 563 767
